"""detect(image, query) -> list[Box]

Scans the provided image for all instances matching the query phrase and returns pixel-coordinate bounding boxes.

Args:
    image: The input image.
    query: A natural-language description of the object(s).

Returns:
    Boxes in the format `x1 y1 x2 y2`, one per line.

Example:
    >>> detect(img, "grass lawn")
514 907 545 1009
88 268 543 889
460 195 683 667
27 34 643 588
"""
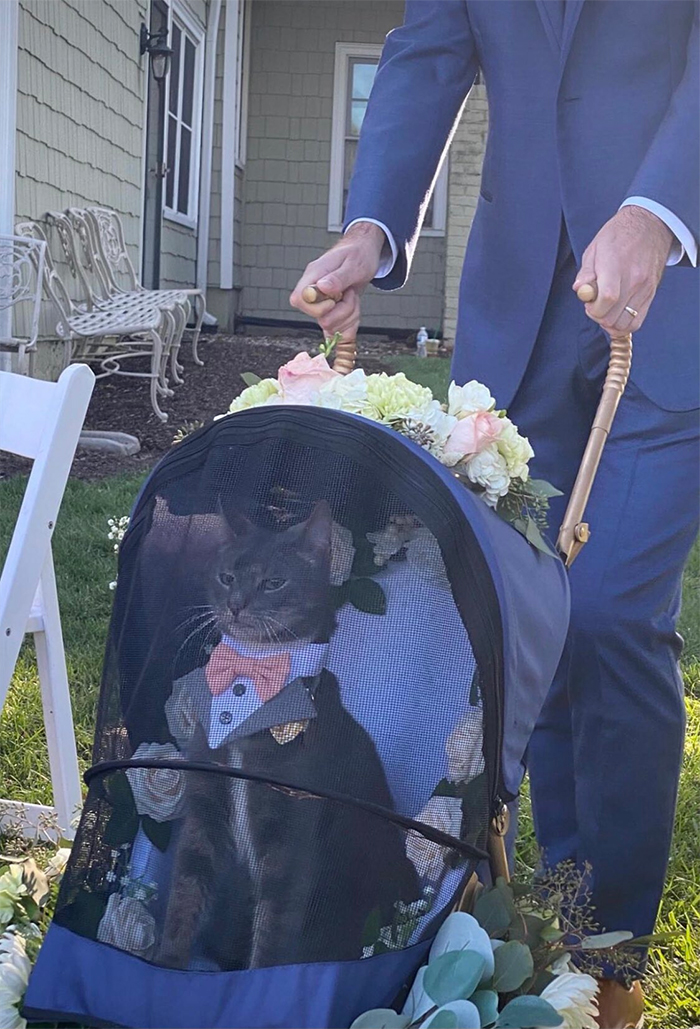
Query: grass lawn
1 357 698 1025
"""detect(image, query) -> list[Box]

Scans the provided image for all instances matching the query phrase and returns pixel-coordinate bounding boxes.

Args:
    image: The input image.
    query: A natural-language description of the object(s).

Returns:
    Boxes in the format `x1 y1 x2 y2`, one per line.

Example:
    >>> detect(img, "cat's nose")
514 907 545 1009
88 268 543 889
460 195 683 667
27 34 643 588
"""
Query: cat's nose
227 601 241 619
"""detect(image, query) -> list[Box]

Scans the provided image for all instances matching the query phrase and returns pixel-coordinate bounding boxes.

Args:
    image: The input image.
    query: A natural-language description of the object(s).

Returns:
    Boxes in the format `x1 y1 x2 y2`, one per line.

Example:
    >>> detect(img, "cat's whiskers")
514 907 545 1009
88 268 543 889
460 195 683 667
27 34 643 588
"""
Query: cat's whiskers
263 615 301 643
174 615 217 666
173 606 215 635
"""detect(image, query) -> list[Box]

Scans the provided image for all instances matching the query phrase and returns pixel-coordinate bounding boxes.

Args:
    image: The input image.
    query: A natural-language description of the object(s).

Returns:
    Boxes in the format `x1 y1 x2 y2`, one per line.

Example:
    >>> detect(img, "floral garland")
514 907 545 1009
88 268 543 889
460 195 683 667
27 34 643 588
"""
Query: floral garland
221 351 562 554
351 868 651 1029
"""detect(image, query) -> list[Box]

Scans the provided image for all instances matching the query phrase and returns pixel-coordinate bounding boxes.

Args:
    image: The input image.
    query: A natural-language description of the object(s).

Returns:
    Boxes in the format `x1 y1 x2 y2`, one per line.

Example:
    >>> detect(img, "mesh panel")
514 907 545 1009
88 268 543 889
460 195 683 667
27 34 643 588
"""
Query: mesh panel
57 419 496 973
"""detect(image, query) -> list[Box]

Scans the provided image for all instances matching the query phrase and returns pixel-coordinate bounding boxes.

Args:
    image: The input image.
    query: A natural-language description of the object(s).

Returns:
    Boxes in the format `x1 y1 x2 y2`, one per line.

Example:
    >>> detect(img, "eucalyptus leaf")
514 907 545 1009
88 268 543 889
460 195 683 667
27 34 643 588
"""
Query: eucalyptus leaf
429 912 495 984
103 807 139 849
425 1001 481 1029
491 941 534 993
16 857 50 907
495 995 563 1028
471 989 499 1027
362 907 383 948
424 951 486 1006
581 930 634 950
240 372 262 387
526 479 564 499
350 1010 410 1028
473 887 513 938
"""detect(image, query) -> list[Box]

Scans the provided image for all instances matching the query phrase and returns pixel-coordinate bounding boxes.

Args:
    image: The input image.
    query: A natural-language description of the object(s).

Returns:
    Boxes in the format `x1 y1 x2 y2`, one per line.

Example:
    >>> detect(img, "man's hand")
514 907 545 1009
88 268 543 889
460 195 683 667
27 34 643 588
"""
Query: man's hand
289 222 386 340
573 205 674 334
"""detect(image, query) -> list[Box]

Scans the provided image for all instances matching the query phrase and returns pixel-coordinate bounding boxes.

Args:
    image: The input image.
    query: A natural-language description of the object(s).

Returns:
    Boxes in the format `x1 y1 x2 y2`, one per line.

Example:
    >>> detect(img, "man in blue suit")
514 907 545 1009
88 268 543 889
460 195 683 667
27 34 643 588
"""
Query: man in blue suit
291 2 699 1024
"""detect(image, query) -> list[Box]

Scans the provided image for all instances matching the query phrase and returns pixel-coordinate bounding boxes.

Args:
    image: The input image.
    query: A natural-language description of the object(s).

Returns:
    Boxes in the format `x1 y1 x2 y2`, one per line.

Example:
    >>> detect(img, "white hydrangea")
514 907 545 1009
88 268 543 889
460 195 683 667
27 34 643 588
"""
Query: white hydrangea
0 932 30 1029
363 373 433 423
463 444 511 508
227 378 281 413
404 401 458 455
316 369 369 414
447 379 496 419
496 416 534 481
0 870 27 929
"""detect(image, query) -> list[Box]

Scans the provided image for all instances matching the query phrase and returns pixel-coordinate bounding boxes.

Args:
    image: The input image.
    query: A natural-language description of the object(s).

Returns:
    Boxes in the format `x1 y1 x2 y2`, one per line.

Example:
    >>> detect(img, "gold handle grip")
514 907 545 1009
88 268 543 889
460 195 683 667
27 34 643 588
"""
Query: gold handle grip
301 284 357 375
556 282 633 567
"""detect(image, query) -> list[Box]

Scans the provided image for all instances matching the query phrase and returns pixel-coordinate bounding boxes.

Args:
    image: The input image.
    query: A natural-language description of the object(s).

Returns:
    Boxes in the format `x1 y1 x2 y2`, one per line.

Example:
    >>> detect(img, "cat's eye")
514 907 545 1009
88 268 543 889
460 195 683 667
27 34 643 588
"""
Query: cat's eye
262 578 287 592
218 571 236 587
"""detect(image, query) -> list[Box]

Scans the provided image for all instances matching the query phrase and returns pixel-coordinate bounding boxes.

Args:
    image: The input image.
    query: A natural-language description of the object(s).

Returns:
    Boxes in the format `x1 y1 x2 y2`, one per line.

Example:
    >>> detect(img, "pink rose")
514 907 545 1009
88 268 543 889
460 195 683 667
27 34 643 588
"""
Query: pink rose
443 411 503 465
277 352 339 404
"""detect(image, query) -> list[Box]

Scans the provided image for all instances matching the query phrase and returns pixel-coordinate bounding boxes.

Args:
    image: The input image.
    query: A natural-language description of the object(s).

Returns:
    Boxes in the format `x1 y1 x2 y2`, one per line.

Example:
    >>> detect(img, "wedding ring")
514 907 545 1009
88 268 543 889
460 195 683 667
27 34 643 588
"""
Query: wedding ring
624 305 638 318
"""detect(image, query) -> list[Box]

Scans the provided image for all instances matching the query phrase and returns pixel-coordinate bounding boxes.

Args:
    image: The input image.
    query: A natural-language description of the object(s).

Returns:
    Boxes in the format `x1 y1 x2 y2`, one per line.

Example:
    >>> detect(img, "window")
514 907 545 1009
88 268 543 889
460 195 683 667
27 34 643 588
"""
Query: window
163 3 204 227
328 43 448 235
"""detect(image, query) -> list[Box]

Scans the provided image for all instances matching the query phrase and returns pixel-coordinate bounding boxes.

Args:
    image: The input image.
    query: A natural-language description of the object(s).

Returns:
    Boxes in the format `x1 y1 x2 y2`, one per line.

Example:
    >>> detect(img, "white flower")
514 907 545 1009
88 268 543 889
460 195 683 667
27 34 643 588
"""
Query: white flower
165 681 206 748
126 743 186 822
317 368 369 413
447 380 496 419
407 796 462 882
97 894 156 960
0 871 27 928
538 972 599 1029
0 932 30 1029
227 378 281 413
496 416 534 481
404 529 450 589
404 401 458 455
330 522 355 586
445 709 486 782
363 373 433 423
463 444 511 508
44 848 71 882
107 516 130 545
105 871 116 884
367 516 421 566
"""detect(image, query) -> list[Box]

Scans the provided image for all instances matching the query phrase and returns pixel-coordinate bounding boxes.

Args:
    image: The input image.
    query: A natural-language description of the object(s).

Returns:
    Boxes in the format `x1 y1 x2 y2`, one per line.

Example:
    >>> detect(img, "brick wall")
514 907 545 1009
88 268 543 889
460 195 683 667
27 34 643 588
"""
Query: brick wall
442 83 488 348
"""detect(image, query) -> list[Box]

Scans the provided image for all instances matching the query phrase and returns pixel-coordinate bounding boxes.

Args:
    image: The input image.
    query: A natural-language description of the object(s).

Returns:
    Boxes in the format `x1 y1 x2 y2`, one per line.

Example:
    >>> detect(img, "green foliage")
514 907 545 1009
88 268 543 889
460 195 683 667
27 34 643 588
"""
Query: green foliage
240 371 262 387
471 989 499 1027
423 951 485 1006
491 941 534 993
495 995 563 1028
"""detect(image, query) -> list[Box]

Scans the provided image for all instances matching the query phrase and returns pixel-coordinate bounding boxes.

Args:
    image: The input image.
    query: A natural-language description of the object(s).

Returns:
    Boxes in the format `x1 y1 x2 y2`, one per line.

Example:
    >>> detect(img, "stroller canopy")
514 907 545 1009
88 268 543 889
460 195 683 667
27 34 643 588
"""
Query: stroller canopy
25 407 569 1029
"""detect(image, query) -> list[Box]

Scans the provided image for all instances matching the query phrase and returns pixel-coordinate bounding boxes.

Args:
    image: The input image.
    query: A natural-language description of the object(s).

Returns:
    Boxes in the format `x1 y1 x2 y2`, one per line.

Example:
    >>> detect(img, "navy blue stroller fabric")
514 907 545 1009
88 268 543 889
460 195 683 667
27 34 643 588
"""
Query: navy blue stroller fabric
24 407 569 1029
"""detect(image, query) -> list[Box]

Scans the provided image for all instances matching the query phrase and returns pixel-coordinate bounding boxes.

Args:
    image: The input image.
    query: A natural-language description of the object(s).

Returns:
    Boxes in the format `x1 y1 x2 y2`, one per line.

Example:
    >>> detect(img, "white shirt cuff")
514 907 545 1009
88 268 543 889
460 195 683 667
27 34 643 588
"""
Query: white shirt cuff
621 197 698 267
345 218 398 278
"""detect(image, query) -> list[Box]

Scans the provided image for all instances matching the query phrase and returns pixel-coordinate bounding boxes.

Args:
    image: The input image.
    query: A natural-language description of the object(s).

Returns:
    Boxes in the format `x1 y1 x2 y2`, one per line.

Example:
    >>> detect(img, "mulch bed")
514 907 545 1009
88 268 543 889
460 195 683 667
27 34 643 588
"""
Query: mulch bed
1 332 413 482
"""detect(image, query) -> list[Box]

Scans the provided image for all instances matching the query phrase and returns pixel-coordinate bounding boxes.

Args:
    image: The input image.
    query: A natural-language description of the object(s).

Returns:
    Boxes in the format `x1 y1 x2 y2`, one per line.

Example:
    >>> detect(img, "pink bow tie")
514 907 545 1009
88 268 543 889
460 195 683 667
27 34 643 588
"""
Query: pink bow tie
205 641 292 702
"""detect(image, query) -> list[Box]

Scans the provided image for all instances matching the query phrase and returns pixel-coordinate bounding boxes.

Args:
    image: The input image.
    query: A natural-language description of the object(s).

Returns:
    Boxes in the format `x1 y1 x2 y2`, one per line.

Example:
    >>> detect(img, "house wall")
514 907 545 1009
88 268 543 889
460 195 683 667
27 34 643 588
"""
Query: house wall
443 83 488 348
15 0 147 264
240 0 445 335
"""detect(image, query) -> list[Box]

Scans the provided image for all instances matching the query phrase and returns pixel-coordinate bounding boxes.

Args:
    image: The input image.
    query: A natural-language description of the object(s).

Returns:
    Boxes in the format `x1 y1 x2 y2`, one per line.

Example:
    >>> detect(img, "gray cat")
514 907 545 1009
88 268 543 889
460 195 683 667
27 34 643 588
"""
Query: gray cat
158 501 420 970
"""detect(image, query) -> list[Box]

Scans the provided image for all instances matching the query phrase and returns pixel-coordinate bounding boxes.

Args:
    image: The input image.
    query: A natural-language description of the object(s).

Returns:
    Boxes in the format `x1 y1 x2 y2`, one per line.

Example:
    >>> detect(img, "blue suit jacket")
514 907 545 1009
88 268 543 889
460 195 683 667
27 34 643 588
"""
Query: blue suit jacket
344 1 699 411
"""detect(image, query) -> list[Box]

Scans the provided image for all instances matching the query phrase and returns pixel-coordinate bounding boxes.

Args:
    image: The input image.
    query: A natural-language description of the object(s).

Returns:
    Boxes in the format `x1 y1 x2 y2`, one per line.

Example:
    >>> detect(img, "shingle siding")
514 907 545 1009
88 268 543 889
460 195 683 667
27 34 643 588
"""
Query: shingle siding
241 0 445 334
15 0 147 277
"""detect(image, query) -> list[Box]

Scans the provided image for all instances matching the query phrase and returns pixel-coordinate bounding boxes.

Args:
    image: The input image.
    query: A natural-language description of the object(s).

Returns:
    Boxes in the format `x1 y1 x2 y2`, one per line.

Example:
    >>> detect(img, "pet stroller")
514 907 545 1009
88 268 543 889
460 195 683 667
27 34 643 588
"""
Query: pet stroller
24 287 630 1029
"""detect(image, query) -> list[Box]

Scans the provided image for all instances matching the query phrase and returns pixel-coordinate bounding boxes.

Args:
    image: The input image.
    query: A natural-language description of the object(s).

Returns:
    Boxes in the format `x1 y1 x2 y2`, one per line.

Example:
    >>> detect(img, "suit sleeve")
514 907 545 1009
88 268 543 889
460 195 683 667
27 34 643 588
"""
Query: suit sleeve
343 0 479 291
626 3 699 263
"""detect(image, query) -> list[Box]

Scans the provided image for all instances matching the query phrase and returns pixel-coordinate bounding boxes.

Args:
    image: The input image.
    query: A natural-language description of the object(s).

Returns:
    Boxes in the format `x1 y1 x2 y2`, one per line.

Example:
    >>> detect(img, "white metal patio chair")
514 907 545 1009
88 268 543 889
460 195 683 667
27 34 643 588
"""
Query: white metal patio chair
15 221 177 422
59 209 191 388
85 206 206 368
0 363 95 841
0 234 46 375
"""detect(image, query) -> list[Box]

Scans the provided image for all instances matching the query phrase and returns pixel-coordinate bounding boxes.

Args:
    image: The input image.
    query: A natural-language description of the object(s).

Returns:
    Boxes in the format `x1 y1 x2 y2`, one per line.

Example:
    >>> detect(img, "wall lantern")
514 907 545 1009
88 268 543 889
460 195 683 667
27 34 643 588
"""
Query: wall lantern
140 24 173 83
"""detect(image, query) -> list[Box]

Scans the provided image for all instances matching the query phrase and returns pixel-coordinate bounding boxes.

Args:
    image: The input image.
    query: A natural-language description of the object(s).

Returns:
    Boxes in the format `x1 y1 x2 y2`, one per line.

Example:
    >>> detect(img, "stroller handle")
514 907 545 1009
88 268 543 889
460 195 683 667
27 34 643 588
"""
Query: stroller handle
556 283 633 567
302 282 633 568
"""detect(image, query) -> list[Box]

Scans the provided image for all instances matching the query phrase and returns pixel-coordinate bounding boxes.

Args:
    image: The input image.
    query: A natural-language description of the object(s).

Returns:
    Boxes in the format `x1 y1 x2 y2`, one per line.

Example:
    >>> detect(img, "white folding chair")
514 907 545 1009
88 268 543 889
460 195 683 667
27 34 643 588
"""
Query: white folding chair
0 363 95 840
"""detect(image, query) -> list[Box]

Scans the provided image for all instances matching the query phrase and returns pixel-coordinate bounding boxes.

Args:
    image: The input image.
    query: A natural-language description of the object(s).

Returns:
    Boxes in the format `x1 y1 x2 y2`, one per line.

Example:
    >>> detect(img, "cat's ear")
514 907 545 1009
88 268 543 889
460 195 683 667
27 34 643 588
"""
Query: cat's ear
298 500 332 559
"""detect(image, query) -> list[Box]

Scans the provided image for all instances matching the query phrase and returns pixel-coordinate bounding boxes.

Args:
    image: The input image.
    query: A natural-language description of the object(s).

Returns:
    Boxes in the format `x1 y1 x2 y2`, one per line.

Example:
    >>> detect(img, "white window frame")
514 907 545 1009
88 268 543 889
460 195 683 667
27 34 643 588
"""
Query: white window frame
328 42 448 236
163 0 205 230
235 0 251 169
